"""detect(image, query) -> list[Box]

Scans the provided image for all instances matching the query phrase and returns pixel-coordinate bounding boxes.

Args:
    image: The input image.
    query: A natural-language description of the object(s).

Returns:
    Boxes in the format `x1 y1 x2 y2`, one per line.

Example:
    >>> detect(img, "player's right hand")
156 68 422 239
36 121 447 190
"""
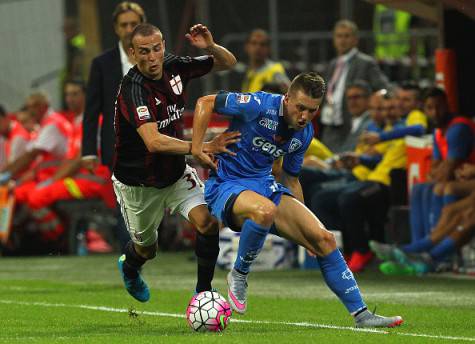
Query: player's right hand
204 131 241 155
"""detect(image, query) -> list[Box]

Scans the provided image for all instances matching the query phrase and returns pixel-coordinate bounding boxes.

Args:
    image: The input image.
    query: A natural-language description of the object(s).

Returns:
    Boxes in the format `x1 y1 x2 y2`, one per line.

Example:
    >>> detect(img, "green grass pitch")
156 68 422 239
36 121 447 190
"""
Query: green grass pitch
0 253 474 343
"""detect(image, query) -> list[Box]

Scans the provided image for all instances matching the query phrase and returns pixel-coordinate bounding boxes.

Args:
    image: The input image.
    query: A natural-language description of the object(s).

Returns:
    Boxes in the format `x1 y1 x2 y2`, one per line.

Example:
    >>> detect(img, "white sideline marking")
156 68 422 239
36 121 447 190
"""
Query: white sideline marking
1 299 474 342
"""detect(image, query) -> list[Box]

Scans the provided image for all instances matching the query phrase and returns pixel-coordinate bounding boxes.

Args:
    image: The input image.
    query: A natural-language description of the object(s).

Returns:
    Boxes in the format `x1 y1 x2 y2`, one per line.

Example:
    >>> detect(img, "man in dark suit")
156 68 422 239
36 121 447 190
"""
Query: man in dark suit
320 20 389 153
82 2 146 169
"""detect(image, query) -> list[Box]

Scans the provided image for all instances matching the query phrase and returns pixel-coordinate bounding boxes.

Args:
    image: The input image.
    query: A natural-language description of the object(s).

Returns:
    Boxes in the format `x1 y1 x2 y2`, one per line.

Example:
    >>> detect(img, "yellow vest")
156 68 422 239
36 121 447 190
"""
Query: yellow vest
374 4 411 60
242 61 287 93
366 110 428 185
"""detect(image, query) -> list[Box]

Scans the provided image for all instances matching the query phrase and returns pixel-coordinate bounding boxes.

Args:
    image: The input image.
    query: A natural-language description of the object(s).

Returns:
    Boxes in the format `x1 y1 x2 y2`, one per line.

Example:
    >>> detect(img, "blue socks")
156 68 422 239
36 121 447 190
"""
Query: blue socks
402 237 433 253
430 237 456 262
429 194 444 229
317 249 366 314
410 183 431 241
234 219 270 274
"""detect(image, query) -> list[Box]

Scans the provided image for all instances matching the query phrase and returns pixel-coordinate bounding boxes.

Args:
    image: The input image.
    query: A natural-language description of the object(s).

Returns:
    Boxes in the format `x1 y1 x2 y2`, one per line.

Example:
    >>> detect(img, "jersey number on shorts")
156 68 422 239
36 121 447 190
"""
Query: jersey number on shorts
182 171 203 190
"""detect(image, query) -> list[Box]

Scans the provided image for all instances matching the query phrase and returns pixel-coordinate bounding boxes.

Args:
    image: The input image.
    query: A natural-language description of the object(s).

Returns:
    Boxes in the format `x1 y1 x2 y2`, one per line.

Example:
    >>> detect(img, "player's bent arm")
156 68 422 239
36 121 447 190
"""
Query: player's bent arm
280 171 304 204
52 158 82 181
192 95 216 154
206 44 237 72
137 122 191 155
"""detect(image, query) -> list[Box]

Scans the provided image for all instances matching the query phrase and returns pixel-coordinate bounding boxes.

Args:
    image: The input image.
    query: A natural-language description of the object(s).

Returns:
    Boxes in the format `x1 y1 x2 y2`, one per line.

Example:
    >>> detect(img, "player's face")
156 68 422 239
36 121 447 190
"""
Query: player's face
245 32 269 64
284 90 322 130
114 10 141 46
368 94 385 125
64 84 85 114
132 32 165 80
333 25 358 56
397 89 420 116
25 97 48 121
424 96 449 128
346 87 369 118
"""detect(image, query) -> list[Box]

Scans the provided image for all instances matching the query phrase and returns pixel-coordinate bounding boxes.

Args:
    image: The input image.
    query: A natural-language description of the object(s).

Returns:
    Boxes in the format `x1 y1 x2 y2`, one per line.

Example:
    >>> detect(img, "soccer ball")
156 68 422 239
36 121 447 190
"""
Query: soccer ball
186 291 232 332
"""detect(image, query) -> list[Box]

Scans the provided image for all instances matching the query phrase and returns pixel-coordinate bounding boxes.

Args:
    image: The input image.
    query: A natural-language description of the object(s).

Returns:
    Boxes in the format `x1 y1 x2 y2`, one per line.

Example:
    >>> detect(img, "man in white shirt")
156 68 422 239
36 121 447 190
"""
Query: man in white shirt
320 20 389 153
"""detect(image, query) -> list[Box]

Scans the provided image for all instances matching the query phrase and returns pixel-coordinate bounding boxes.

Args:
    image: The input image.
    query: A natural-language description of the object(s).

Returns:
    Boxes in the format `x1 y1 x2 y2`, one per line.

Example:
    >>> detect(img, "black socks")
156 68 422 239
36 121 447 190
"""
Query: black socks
195 232 220 292
123 241 147 279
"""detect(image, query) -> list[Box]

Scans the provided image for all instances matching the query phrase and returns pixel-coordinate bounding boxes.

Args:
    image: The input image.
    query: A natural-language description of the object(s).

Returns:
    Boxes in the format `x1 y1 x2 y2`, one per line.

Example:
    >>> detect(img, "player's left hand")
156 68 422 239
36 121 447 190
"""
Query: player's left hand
204 131 241 156
186 24 214 50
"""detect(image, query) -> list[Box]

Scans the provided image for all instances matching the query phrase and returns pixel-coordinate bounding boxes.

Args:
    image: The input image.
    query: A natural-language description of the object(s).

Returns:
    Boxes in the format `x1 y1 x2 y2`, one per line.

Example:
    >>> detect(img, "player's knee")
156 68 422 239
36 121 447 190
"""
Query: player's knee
443 182 456 195
433 182 445 196
251 203 277 227
316 230 337 252
195 215 219 235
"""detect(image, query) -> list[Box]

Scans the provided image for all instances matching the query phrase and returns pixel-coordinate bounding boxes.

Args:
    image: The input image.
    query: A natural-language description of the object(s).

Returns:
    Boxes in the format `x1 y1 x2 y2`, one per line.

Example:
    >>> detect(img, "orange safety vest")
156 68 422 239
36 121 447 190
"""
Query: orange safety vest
434 116 475 163
4 120 30 156
35 112 73 182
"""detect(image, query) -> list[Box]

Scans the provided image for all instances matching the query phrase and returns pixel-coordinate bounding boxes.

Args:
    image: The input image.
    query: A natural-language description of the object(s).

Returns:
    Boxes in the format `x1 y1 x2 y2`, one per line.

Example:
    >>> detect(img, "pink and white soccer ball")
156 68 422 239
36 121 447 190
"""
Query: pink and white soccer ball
186 291 232 332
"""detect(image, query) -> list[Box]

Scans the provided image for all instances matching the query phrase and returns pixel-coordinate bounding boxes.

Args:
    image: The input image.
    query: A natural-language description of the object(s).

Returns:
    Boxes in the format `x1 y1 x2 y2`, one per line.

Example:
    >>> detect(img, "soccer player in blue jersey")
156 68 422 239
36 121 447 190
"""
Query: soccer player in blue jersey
191 72 403 328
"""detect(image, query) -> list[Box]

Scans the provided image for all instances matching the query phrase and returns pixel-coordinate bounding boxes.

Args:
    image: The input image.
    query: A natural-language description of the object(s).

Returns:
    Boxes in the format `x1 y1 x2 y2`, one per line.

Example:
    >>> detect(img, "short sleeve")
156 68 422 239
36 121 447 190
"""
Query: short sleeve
175 55 214 80
214 91 262 122
432 132 442 160
282 127 314 176
446 123 474 160
31 124 68 156
120 81 157 129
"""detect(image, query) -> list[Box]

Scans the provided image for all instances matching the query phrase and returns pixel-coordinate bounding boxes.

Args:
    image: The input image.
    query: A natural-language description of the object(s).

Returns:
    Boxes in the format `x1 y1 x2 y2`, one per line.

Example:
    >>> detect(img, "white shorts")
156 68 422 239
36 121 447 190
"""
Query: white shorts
112 165 206 246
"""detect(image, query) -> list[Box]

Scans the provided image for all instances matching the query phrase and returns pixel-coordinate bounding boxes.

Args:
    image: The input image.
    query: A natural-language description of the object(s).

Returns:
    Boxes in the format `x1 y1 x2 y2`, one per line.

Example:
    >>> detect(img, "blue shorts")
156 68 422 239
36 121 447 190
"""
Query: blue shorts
205 175 293 232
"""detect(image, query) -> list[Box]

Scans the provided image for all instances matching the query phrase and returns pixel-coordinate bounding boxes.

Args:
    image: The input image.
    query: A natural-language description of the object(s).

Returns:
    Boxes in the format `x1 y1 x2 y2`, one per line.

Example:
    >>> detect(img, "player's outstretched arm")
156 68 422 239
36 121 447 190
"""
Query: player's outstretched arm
137 122 192 155
185 24 236 72
192 95 218 170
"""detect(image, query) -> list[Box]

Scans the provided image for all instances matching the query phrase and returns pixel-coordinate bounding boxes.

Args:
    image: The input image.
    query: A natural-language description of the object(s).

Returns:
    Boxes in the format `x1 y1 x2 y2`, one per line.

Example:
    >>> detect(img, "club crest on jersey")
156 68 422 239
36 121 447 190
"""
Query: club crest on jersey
136 106 151 120
288 138 302 153
237 94 251 104
170 74 183 95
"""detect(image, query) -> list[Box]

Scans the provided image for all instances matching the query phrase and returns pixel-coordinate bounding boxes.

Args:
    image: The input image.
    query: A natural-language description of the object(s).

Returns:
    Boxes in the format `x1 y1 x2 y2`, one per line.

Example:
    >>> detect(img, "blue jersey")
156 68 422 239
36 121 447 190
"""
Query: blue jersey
213 91 314 180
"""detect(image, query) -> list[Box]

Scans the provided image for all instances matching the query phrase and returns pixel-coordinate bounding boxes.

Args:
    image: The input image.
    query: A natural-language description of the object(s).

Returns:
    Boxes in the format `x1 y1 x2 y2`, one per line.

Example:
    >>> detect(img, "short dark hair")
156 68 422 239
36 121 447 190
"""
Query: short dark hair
346 79 371 97
400 81 421 98
64 79 86 93
112 1 146 24
130 23 162 44
422 86 447 102
334 19 359 36
288 72 326 99
246 28 269 44
0 104 6 118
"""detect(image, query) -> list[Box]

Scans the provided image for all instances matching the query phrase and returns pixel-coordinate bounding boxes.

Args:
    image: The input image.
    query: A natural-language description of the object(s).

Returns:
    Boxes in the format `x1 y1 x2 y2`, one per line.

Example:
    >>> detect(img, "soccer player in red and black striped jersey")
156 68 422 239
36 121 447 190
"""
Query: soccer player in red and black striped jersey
114 23 239 302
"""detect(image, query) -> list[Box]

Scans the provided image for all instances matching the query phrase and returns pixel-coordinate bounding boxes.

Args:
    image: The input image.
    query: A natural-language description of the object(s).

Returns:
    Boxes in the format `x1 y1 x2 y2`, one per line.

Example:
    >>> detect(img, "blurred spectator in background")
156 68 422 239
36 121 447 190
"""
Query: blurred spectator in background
61 17 86 97
0 91 71 241
82 1 146 170
15 107 38 134
81 1 147 250
0 105 30 170
320 19 389 153
24 80 114 251
371 88 475 274
241 29 290 93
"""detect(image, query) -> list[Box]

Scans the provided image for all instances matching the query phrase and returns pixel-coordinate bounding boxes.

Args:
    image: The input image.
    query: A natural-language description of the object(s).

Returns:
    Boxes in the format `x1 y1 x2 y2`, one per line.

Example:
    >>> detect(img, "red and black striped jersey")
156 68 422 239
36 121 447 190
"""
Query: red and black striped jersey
113 54 213 188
